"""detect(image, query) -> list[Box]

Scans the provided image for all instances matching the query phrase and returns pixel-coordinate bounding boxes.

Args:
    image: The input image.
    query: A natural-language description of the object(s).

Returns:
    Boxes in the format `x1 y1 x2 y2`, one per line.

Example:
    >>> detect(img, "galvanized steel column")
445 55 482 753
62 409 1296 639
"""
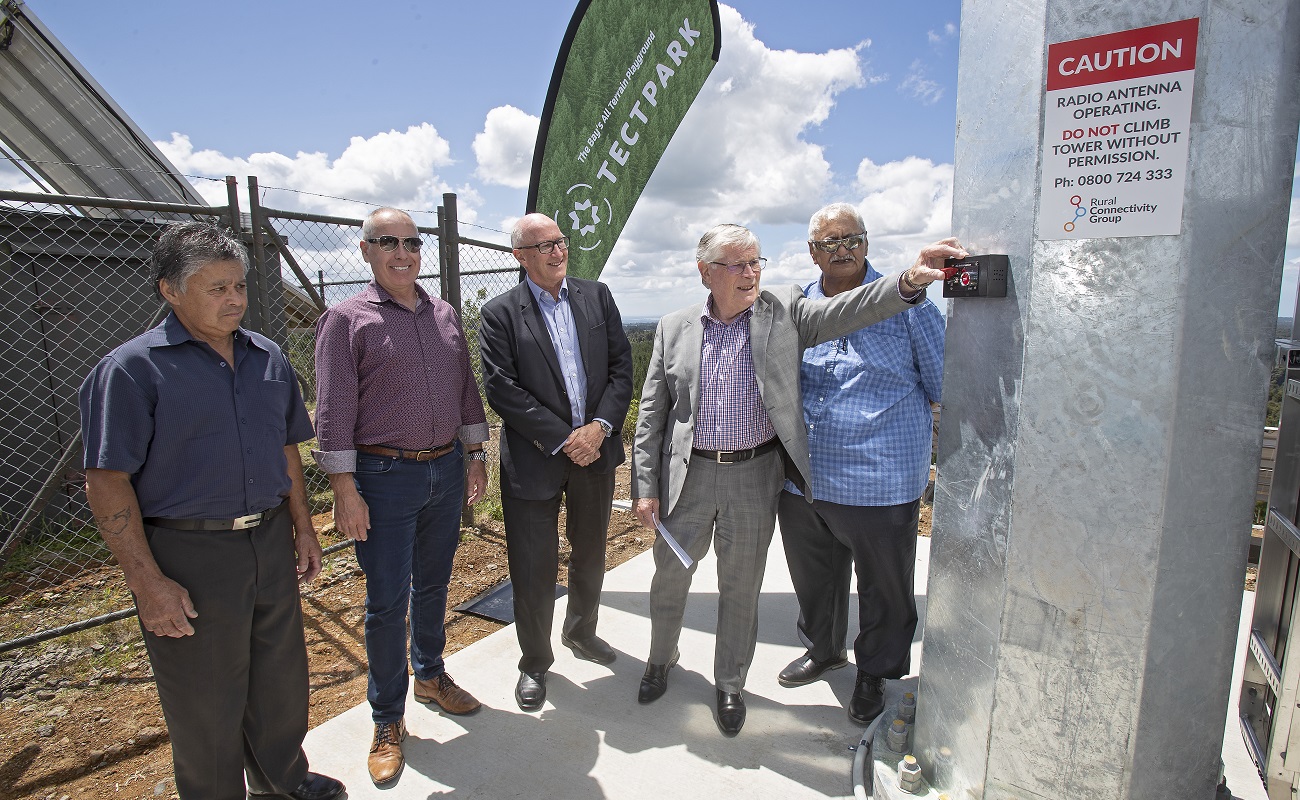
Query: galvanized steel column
913 2 1300 799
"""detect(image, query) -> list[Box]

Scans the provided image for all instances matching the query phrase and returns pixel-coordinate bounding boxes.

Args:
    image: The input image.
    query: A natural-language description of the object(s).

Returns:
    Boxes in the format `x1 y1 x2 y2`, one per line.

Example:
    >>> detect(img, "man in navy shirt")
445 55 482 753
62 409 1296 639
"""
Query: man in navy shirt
776 203 945 727
80 222 342 800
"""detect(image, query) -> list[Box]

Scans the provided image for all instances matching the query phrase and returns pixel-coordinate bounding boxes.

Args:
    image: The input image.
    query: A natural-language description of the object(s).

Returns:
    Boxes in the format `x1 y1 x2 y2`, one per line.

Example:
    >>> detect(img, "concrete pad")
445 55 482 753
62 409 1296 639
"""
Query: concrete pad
302 529 925 798
301 529 1264 799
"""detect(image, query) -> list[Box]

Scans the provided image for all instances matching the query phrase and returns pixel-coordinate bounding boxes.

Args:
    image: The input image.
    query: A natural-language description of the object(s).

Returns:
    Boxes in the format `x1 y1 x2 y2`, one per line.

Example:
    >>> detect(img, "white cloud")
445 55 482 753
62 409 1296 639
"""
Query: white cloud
473 105 539 189
0 158 40 192
928 23 958 45
853 155 954 270
900 60 944 105
156 124 460 221
603 4 870 314
608 153 955 318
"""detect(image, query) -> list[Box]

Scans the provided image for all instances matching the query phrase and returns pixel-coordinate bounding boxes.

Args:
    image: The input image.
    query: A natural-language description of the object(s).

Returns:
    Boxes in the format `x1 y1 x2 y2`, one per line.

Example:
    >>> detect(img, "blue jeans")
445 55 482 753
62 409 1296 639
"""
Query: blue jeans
353 447 463 723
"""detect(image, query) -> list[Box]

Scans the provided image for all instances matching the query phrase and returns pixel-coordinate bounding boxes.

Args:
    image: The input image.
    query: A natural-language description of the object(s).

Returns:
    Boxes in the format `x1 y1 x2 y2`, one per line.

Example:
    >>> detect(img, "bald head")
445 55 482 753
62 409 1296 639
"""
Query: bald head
511 213 569 298
361 207 416 240
511 213 559 248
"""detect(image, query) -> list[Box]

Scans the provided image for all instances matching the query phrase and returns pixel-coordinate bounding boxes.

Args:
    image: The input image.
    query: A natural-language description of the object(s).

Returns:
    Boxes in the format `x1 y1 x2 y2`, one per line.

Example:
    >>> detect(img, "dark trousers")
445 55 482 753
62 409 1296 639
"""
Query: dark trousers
353 449 464 723
777 492 919 679
142 511 309 800
501 463 614 674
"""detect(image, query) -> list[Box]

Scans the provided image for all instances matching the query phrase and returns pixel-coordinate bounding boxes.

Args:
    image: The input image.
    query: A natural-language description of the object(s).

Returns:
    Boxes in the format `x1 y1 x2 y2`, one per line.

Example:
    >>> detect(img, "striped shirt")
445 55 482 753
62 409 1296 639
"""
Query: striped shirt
786 263 944 505
693 301 775 451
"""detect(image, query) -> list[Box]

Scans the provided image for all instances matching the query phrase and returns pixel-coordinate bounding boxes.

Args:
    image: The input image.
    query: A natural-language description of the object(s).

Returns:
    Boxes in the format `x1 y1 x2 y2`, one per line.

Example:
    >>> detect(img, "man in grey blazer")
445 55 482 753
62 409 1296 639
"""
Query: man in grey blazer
631 223 963 735
479 213 633 712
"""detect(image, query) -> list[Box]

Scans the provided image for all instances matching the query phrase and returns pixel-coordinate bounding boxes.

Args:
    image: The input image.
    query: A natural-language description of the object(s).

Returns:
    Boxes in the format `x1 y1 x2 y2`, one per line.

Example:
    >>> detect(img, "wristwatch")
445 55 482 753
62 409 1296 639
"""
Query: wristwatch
597 419 614 438
465 450 487 462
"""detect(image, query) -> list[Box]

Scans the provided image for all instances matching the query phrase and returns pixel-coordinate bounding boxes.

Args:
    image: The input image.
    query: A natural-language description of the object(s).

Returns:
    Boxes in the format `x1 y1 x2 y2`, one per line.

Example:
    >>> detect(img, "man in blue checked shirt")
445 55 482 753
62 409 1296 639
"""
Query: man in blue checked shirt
775 203 945 727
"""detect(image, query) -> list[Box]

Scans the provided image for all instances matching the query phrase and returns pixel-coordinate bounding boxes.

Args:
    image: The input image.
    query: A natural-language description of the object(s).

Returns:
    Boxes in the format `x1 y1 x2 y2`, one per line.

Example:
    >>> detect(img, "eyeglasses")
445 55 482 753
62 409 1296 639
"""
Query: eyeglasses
708 257 766 274
366 236 423 252
810 233 867 253
518 237 569 255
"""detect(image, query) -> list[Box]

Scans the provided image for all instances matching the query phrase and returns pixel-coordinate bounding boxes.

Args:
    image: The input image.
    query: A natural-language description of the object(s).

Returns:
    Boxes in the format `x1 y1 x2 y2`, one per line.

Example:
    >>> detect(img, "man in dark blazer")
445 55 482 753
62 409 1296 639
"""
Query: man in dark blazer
479 212 633 711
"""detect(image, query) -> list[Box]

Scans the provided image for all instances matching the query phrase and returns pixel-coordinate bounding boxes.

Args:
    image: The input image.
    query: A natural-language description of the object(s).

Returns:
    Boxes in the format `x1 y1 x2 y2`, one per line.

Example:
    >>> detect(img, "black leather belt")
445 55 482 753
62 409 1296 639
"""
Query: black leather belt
691 438 779 464
357 442 455 461
144 500 287 531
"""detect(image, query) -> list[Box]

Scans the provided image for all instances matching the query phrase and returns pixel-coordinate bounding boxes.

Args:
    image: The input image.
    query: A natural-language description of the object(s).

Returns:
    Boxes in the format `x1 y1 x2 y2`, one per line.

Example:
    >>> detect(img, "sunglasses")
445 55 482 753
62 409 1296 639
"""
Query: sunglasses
365 235 423 252
810 233 866 253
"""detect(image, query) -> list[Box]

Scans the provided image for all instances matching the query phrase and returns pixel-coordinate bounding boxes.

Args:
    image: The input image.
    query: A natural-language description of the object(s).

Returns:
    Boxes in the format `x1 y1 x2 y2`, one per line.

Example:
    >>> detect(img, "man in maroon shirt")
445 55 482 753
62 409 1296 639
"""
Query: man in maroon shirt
313 208 488 786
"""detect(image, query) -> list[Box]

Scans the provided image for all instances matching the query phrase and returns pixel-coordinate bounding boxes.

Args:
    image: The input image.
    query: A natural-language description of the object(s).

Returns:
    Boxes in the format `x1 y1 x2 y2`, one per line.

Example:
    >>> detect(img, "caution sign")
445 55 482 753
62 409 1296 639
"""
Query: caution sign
1038 18 1199 240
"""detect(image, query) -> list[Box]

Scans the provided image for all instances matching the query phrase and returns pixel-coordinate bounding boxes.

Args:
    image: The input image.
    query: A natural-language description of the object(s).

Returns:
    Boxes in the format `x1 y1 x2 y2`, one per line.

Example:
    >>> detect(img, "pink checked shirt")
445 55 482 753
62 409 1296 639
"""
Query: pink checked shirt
312 282 488 474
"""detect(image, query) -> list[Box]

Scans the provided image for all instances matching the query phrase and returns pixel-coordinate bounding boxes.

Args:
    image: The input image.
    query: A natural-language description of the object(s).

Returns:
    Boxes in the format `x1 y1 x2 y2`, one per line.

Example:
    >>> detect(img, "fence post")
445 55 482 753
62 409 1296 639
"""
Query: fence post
242 177 269 335
441 192 462 316
225 175 242 233
243 177 289 345
437 203 448 301
436 194 475 526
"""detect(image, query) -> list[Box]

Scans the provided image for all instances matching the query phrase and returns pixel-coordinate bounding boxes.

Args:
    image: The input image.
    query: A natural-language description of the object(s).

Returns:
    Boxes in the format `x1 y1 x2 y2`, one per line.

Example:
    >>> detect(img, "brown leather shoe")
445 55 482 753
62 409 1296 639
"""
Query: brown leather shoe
367 719 407 786
414 672 481 715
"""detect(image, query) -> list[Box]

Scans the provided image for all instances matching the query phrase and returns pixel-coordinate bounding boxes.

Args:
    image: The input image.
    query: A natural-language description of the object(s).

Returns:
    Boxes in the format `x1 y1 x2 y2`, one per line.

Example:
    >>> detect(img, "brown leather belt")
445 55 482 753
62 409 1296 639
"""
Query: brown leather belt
357 442 455 462
691 438 779 464
144 500 287 531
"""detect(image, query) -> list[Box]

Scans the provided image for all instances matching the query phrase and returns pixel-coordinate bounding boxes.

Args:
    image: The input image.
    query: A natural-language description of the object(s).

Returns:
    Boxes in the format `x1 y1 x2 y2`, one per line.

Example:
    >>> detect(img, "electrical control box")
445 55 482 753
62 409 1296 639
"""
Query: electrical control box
941 254 1009 298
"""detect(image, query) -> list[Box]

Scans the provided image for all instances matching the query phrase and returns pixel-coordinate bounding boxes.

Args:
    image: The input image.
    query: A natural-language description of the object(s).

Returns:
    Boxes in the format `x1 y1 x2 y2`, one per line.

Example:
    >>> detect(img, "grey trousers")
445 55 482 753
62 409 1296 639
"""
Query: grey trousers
142 511 310 800
648 448 785 692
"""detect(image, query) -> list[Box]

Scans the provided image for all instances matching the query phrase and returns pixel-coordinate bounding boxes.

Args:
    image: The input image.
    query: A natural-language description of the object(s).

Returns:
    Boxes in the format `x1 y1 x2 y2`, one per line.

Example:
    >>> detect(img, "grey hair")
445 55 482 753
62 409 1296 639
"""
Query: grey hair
152 221 248 296
695 223 760 264
360 207 415 240
807 203 867 240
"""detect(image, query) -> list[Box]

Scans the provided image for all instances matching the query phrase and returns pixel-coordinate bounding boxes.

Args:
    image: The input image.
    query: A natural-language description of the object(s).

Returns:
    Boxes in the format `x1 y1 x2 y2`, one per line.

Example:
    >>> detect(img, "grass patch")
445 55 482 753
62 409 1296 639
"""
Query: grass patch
1 521 110 582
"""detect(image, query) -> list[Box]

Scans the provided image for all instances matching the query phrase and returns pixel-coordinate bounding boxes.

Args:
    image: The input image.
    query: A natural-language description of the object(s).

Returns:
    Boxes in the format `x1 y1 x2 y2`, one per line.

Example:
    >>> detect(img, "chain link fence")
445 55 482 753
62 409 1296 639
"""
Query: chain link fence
0 182 520 650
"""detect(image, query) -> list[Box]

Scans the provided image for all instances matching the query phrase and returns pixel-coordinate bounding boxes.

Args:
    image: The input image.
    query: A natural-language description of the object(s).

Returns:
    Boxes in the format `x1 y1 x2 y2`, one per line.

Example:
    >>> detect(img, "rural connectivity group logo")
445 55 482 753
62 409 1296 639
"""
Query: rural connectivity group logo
1064 194 1086 232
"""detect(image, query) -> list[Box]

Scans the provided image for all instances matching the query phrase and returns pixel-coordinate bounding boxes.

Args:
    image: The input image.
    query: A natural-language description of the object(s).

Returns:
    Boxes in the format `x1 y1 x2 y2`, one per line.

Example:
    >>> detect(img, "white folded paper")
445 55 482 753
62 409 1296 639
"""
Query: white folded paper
652 513 693 569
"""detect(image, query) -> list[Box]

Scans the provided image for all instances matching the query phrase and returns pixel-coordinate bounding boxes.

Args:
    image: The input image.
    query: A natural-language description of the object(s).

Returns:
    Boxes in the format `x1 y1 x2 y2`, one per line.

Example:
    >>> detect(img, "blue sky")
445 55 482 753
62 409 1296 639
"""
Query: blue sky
12 0 1300 321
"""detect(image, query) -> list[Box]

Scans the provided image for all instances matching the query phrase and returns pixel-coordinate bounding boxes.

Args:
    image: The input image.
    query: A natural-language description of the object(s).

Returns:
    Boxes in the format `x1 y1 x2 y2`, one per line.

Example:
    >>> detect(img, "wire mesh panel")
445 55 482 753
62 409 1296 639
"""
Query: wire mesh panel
0 196 230 644
457 238 522 391
0 190 519 649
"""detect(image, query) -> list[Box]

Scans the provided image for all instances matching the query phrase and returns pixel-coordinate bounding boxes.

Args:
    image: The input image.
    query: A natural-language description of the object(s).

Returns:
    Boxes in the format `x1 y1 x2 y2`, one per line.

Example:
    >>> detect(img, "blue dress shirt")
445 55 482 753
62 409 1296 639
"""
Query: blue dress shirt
79 313 315 519
786 263 945 506
526 275 588 430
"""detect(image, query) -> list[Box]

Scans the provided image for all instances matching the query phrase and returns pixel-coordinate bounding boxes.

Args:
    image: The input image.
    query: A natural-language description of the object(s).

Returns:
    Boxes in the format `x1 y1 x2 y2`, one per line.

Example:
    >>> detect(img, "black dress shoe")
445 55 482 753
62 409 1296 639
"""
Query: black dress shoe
848 672 886 726
777 651 849 687
637 650 679 704
248 771 344 800
715 689 746 736
515 671 547 711
561 634 617 665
